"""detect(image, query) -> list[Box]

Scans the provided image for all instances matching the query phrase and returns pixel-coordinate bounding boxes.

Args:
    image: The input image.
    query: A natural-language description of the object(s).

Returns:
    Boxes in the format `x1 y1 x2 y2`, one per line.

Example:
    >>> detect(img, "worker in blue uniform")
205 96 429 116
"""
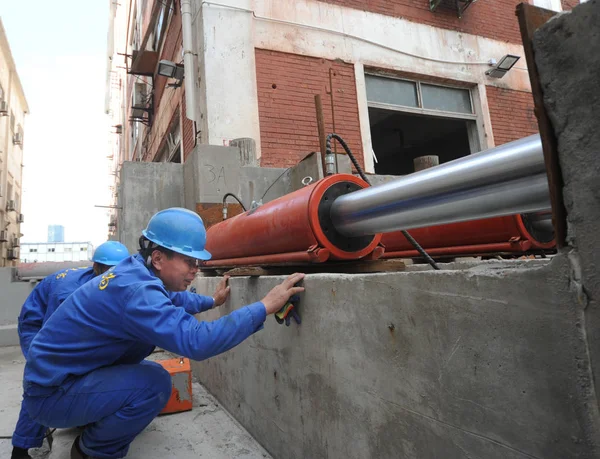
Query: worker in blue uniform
12 241 130 459
21 207 305 459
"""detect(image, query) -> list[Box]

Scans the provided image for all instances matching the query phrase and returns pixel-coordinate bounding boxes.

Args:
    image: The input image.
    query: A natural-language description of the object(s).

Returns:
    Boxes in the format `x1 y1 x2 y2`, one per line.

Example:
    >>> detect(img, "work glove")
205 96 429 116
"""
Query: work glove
275 293 301 326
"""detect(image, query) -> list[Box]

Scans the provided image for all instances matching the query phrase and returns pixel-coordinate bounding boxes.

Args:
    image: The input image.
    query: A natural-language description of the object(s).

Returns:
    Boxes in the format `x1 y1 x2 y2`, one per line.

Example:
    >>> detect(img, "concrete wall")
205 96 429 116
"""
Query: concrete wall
0 267 34 346
184 144 292 211
117 161 185 253
533 0 600 426
192 258 598 459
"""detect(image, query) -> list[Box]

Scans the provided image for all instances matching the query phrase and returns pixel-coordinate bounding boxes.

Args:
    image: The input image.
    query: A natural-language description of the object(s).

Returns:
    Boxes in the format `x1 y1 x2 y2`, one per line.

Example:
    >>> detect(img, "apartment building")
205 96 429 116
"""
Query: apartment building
0 19 28 267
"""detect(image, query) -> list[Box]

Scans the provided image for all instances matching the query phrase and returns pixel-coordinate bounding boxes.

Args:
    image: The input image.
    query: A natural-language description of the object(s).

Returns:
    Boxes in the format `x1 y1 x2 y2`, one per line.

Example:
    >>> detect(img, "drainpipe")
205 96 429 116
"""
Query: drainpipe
180 0 198 122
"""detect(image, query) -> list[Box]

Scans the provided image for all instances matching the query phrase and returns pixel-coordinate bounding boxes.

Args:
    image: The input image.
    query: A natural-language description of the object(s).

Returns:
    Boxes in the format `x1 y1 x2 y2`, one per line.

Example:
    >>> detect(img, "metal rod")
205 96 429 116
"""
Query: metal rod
527 210 554 233
314 94 328 176
327 68 339 174
330 134 552 236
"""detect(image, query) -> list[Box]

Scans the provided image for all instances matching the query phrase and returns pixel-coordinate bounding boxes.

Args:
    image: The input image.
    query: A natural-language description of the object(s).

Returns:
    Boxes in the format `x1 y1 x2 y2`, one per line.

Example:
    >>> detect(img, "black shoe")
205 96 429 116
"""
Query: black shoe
46 428 54 450
71 435 94 459
11 447 31 459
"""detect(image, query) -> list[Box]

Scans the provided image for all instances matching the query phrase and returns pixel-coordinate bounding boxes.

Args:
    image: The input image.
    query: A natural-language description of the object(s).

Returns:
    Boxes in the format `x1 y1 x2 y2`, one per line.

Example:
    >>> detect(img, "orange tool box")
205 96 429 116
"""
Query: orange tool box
157 357 193 414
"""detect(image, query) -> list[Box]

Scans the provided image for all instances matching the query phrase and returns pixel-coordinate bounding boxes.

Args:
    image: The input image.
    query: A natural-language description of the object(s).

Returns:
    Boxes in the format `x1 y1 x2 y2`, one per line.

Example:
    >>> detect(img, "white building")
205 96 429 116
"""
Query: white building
20 242 93 263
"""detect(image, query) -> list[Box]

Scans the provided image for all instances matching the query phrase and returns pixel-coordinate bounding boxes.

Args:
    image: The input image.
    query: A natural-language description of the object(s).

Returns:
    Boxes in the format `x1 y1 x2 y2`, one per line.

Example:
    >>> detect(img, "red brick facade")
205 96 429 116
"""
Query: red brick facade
255 49 363 168
153 6 182 114
319 0 525 44
486 86 538 146
133 0 192 163
561 0 580 10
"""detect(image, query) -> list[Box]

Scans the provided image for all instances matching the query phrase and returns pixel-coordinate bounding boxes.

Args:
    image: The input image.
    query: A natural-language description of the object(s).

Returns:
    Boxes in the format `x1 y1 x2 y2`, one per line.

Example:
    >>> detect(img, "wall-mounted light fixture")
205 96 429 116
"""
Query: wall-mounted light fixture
157 59 185 87
485 54 520 79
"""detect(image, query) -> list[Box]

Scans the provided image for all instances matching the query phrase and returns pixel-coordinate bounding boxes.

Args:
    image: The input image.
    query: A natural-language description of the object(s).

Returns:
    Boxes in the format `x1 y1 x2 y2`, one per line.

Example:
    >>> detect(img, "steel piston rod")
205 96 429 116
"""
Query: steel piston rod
330 134 552 237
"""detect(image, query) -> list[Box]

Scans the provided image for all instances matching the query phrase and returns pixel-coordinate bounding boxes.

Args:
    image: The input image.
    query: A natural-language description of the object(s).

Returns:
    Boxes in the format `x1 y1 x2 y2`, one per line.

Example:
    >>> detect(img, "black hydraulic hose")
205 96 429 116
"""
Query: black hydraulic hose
325 133 440 270
222 192 247 212
0 428 56 440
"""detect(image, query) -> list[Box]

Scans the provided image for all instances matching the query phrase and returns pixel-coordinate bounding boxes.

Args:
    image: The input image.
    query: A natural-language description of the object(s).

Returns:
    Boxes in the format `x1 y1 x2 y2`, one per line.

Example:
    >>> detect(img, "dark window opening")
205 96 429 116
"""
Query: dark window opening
369 107 473 176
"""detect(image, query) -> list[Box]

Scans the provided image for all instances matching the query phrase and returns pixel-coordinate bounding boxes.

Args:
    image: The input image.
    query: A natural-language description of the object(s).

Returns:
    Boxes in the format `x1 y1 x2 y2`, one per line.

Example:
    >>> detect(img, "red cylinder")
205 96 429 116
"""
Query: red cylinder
204 174 382 267
381 214 555 259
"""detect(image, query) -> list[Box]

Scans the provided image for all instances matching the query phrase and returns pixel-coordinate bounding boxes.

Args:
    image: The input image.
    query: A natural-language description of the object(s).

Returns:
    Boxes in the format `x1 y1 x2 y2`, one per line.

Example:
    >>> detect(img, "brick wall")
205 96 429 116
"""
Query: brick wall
561 0 580 10
154 5 182 111
319 0 525 44
486 86 538 146
141 0 183 162
256 49 363 168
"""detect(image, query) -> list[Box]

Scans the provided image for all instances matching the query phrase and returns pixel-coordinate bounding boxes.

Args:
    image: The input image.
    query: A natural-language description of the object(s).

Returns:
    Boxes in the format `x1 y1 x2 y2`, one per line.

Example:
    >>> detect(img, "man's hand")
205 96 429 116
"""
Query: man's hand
261 273 305 315
212 275 231 307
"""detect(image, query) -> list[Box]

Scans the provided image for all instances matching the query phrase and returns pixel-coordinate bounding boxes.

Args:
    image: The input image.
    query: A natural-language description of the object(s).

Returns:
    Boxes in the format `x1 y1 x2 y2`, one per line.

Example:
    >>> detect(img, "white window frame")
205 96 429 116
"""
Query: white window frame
365 72 478 121
364 72 484 169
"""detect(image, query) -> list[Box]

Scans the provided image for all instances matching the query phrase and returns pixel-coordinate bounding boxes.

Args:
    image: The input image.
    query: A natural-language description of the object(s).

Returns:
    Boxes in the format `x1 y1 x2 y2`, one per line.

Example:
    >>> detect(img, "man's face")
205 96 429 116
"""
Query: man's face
151 250 199 291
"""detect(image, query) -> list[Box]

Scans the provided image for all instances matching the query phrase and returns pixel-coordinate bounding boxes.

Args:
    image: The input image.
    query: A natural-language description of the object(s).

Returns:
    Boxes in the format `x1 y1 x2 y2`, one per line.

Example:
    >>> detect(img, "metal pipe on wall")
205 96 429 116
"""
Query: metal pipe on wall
181 0 199 122
330 134 552 237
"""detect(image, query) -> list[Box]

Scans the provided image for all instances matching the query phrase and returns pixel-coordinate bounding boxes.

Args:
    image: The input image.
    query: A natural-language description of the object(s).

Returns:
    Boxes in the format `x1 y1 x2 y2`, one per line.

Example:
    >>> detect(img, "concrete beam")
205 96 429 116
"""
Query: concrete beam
192 258 599 458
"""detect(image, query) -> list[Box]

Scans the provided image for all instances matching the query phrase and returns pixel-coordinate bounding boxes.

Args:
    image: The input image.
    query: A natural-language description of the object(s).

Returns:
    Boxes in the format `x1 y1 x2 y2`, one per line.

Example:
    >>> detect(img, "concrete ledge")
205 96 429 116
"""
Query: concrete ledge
0 325 19 348
192 255 598 458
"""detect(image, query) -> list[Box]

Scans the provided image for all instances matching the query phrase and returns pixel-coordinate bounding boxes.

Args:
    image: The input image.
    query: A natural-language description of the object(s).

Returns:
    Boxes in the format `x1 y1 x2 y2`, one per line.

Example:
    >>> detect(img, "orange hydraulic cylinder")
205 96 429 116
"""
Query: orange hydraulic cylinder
204 174 382 267
381 214 555 258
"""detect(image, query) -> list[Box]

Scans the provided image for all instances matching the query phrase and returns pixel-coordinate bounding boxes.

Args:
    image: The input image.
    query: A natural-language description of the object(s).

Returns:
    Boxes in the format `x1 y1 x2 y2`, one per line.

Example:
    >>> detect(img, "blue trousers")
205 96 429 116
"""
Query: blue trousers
12 402 48 449
13 339 48 449
23 361 171 458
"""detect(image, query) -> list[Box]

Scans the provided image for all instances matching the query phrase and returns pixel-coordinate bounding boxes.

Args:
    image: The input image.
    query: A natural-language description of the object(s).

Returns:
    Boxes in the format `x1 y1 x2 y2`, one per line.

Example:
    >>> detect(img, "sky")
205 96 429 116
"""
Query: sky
2 1 112 249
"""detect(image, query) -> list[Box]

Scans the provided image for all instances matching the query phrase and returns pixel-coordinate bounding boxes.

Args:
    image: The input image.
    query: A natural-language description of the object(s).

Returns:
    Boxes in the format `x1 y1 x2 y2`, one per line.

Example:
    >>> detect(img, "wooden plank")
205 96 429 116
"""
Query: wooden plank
200 259 407 277
130 0 163 74
516 3 567 248
129 50 159 76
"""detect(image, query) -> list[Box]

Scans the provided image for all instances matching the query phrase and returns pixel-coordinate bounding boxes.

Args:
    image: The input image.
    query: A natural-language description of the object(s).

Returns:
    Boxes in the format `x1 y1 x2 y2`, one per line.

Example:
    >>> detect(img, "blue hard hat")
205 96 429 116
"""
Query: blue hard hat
142 207 212 261
92 241 130 266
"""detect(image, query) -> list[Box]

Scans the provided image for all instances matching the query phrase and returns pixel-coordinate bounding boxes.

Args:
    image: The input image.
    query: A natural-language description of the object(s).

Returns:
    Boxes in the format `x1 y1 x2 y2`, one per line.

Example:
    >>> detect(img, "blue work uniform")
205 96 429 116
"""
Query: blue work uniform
22 254 266 458
13 267 96 450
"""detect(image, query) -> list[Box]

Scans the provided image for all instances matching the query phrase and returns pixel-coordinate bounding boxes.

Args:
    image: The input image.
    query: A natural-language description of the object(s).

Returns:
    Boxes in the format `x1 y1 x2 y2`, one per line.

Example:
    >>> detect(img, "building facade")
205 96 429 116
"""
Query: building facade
19 242 93 264
106 0 585 222
47 224 65 243
106 0 196 237
0 19 28 267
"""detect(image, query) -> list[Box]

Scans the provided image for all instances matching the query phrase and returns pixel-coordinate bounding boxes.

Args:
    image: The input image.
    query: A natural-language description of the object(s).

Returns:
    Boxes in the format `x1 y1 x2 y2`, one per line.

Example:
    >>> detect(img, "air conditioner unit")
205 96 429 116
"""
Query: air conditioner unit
6 200 15 211
17 213 24 223
7 247 19 260
12 235 19 247
132 82 148 118
0 230 7 242
13 132 23 145
0 100 7 116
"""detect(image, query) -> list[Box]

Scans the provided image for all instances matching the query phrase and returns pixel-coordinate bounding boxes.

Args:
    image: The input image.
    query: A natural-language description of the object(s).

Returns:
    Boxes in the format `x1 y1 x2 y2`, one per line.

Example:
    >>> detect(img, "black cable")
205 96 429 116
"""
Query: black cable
325 133 440 270
260 167 291 202
222 192 247 211
0 428 56 440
